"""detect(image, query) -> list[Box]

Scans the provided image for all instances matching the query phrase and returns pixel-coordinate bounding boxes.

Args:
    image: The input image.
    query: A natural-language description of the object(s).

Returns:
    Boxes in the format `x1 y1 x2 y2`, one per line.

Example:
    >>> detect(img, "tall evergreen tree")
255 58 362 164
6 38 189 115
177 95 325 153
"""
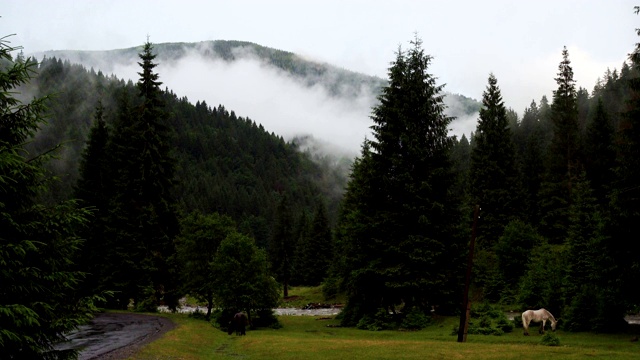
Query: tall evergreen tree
584 98 615 207
608 7 640 321
299 201 333 285
74 102 111 297
540 47 580 243
562 172 624 332
269 194 296 297
104 41 180 309
0 36 99 359
517 101 545 224
338 37 465 326
470 73 521 249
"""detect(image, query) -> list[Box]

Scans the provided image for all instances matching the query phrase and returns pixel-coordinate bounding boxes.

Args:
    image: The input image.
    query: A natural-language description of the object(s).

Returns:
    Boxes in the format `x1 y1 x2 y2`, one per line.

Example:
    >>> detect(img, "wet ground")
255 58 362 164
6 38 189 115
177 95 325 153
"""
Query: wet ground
55 312 175 360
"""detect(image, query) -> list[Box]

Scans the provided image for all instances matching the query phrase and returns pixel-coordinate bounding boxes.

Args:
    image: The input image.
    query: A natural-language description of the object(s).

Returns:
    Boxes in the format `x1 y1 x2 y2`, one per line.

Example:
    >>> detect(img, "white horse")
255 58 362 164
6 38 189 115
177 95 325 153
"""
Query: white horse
522 308 557 335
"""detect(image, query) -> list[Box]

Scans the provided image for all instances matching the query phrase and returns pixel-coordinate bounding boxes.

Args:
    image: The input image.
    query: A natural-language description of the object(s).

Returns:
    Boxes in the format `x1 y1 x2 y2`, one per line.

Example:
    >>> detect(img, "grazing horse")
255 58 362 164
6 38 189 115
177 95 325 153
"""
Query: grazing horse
522 308 557 336
228 312 249 336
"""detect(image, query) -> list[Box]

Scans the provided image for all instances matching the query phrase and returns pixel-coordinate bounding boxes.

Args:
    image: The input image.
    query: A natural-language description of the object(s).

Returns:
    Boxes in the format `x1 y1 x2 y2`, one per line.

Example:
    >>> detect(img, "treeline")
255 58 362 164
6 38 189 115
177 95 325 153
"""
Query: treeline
2 36 342 357
326 33 640 333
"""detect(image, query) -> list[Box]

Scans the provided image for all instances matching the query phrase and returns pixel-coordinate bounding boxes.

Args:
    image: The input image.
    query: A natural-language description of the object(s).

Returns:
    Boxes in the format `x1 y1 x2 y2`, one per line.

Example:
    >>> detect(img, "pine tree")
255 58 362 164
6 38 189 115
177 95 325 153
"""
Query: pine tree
269 194 296 297
540 47 581 243
0 35 99 359
300 202 333 285
104 41 180 309
338 36 465 326
470 73 521 249
608 8 640 321
74 102 111 297
584 98 615 207
518 101 545 224
562 172 625 332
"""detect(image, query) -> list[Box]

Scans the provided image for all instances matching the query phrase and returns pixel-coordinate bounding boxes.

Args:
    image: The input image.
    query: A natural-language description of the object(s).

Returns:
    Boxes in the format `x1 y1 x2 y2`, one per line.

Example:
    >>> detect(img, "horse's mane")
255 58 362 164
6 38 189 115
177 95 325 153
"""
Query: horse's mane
541 308 557 322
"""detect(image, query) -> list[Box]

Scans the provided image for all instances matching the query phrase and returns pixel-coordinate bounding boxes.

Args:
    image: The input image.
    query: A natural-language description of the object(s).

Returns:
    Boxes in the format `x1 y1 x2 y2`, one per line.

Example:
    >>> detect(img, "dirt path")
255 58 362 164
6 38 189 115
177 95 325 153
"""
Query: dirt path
56 312 175 360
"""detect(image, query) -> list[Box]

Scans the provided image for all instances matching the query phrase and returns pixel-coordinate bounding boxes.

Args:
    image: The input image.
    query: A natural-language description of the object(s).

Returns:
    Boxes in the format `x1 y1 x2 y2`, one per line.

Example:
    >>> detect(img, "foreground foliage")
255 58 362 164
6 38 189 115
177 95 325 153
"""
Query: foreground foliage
0 36 100 359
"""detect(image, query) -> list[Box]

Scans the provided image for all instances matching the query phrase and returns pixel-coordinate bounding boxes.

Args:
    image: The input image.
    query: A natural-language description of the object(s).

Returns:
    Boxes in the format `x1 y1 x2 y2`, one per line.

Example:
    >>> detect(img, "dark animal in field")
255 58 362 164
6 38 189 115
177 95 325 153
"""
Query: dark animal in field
228 312 249 336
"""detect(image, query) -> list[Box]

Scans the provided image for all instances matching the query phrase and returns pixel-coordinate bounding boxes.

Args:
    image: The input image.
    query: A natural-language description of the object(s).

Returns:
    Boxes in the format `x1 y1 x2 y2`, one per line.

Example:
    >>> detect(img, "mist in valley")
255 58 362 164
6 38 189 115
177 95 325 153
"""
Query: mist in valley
45 43 479 163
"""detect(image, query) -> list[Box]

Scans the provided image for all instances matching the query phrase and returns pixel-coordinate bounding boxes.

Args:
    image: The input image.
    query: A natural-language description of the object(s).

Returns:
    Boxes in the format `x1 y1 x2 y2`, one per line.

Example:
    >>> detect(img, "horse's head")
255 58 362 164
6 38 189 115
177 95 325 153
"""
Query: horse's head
551 318 558 331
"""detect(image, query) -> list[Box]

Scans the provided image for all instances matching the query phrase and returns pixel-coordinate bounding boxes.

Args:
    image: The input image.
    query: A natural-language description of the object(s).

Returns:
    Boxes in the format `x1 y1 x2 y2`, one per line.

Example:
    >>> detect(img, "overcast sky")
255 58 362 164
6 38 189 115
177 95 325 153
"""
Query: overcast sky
3 1 639 149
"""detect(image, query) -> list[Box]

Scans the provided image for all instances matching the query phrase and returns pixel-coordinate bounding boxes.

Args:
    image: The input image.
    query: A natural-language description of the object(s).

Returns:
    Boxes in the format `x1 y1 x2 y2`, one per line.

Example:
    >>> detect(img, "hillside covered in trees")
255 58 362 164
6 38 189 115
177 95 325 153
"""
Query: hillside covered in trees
3 12 640 356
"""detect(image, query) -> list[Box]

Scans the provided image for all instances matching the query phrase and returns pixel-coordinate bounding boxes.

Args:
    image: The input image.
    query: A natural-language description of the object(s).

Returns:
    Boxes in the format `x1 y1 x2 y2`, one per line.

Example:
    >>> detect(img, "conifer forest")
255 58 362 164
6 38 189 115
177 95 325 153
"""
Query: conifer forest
3 7 640 358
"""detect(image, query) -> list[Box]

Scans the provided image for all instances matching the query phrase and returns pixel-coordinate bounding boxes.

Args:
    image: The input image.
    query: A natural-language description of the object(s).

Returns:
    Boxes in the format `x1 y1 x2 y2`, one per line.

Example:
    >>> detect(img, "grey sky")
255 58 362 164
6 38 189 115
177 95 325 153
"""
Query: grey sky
3 0 639 145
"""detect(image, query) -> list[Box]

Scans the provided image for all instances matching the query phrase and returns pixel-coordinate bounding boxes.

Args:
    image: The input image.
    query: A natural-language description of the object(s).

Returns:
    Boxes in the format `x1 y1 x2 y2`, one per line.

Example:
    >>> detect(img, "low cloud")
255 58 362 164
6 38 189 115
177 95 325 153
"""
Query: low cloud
52 45 478 157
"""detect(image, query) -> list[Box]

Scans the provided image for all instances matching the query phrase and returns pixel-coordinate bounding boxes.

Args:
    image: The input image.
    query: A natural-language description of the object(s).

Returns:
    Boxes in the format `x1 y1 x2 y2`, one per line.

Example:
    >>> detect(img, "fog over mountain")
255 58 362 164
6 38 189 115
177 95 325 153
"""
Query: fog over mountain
38 41 480 158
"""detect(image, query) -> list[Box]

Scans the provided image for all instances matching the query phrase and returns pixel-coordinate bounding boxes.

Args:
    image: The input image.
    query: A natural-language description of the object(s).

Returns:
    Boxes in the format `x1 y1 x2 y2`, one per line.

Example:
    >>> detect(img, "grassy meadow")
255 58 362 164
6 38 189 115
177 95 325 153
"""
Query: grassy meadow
133 313 639 360
132 286 639 359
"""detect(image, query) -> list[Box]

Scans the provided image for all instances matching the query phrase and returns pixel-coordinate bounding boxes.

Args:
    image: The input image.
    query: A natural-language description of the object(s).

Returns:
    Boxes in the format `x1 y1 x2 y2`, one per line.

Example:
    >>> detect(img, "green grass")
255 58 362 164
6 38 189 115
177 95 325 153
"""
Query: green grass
278 285 346 308
133 313 640 360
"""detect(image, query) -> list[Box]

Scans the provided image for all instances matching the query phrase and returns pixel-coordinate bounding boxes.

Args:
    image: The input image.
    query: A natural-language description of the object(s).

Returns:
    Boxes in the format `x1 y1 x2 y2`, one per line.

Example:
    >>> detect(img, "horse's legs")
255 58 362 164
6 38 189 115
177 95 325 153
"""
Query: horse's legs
522 315 530 336
539 320 546 334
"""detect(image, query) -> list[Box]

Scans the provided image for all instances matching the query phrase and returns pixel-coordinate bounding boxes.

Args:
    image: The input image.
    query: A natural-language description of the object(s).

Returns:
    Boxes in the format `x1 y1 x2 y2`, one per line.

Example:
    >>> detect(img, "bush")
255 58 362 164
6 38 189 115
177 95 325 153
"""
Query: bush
253 309 282 329
400 307 432 330
322 276 339 300
541 332 560 346
356 308 395 331
496 317 514 333
188 308 207 320
135 291 159 313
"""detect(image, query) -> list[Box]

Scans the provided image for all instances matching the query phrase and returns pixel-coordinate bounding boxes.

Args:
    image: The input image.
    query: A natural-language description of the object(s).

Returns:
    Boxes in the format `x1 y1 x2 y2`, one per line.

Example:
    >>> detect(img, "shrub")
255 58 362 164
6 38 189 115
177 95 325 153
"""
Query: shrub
400 307 432 330
188 308 207 320
356 308 394 331
253 309 281 328
497 317 514 333
541 332 560 346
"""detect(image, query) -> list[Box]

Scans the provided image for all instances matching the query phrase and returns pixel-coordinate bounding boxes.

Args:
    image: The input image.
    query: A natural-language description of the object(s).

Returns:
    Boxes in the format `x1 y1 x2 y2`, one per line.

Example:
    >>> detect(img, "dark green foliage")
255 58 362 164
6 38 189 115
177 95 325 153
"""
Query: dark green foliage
561 172 623 332
584 98 615 207
607 12 640 320
296 202 333 285
541 332 560 346
465 303 512 336
400 307 432 330
269 195 296 296
356 308 395 331
540 47 581 244
337 36 465 327
0 36 100 359
469 74 522 300
211 232 280 323
494 220 543 302
518 243 566 315
175 211 237 319
100 42 180 309
74 102 112 299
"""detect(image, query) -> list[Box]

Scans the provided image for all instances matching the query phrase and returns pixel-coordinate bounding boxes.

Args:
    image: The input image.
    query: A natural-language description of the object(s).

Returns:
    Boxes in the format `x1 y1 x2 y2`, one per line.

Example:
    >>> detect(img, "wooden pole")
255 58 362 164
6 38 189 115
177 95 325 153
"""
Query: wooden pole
458 204 480 343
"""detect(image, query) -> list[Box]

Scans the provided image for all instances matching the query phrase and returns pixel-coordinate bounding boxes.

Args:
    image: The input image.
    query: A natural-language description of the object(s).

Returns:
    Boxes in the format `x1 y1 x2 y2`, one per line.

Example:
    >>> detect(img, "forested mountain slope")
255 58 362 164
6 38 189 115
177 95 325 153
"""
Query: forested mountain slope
22 57 341 247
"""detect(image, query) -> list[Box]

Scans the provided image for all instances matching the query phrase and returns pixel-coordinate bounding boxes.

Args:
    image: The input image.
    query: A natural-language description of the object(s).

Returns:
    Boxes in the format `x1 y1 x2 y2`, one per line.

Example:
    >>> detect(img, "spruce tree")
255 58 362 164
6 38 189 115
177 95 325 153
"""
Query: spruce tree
540 47 580 243
608 8 640 322
269 194 296 297
104 41 180 309
470 73 521 249
74 102 111 297
300 202 333 285
562 172 624 331
338 37 465 326
0 36 99 359
584 98 615 207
